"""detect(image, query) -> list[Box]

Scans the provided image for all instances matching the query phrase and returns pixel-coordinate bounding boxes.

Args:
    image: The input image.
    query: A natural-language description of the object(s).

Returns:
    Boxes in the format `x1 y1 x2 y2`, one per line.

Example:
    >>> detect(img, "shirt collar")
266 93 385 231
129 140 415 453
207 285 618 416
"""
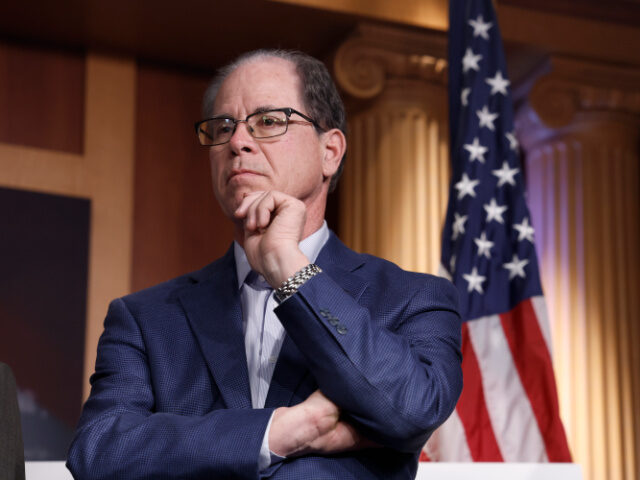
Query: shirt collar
234 221 330 289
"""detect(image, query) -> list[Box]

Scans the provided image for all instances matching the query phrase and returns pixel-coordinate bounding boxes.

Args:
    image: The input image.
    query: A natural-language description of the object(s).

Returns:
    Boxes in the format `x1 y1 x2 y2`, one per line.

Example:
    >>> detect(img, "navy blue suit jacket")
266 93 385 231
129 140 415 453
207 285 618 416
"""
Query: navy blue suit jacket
67 233 462 479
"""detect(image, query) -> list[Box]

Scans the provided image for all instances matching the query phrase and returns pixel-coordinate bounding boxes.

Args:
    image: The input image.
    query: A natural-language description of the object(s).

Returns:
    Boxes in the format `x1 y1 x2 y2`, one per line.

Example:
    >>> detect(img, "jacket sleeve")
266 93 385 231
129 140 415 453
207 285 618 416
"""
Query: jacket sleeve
273 271 463 453
66 298 272 480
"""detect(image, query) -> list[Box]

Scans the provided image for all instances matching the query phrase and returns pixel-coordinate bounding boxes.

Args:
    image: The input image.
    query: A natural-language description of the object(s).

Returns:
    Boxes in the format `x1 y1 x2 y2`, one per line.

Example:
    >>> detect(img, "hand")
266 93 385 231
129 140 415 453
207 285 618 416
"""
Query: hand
234 191 310 287
268 390 378 457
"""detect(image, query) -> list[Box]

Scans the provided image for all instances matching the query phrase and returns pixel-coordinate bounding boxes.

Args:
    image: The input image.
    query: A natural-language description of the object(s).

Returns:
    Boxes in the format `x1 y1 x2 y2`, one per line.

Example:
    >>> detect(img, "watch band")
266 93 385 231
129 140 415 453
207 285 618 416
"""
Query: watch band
274 264 322 303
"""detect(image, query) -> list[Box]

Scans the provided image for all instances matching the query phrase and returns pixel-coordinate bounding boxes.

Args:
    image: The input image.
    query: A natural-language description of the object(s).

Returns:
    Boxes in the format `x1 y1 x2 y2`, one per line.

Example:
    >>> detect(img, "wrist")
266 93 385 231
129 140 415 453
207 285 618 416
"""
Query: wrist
269 406 307 457
262 249 310 288
268 407 288 457
274 263 322 303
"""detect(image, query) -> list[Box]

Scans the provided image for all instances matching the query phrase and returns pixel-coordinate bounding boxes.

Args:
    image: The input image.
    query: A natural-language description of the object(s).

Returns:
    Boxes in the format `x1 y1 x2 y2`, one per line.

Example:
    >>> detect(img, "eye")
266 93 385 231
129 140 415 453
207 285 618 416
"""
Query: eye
256 114 286 129
213 119 234 136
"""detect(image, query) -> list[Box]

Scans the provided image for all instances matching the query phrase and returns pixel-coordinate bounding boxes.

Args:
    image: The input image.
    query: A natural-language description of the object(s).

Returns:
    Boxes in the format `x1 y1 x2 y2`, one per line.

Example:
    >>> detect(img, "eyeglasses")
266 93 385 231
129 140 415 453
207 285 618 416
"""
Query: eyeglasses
194 107 322 146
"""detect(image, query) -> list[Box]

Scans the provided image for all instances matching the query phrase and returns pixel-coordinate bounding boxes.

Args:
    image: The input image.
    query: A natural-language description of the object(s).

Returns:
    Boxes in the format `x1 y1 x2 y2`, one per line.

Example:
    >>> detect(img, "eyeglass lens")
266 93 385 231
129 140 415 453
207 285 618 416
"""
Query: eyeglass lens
197 110 289 146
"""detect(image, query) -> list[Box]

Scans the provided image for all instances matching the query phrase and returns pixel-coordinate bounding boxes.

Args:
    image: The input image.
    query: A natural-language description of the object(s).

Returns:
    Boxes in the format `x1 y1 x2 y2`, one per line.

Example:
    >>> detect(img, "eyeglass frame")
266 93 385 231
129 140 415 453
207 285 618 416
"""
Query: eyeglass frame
194 107 324 146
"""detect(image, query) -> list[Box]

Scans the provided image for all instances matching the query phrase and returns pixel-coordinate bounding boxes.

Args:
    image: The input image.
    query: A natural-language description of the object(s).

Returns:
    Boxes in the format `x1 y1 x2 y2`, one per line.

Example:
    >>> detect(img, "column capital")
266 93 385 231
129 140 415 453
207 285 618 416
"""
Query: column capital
525 56 640 127
333 23 447 100
516 55 640 149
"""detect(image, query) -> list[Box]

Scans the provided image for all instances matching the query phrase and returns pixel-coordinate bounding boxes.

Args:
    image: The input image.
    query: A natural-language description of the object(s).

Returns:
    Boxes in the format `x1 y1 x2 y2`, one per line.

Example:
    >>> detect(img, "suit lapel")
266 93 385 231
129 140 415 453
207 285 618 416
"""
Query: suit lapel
178 249 252 410
316 233 368 300
265 232 368 407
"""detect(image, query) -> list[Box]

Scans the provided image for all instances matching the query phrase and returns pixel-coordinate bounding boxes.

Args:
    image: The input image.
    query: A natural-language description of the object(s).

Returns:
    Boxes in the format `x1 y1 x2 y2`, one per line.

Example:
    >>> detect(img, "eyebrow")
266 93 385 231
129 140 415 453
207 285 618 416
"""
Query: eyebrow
251 105 277 115
212 105 278 119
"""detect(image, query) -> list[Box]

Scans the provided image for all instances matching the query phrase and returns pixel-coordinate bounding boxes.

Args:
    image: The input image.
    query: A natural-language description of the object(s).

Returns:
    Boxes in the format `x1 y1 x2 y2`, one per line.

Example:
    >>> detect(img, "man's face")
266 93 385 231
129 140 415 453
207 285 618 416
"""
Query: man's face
209 57 329 219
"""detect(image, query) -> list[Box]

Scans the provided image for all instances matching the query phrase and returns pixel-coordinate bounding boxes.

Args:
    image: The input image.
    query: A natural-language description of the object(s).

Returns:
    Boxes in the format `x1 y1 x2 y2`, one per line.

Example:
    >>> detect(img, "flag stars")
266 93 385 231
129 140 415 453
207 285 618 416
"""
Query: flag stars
503 254 529 280
462 48 482 73
484 198 508 224
468 14 493 40
477 105 499 131
474 232 494 259
461 87 471 107
464 137 488 163
506 131 519 151
486 71 510 95
492 161 519 187
455 173 480 199
514 217 535 243
463 267 486 294
452 213 468 240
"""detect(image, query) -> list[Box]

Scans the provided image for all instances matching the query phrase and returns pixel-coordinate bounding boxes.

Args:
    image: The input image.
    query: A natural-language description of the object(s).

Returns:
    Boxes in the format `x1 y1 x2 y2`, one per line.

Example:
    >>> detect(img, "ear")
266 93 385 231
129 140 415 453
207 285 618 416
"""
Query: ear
320 128 346 179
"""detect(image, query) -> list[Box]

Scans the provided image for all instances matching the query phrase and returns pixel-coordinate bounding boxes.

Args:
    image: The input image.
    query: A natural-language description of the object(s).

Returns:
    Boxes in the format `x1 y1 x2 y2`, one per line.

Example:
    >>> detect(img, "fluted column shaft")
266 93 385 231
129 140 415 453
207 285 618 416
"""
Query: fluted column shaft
334 24 450 274
517 56 640 480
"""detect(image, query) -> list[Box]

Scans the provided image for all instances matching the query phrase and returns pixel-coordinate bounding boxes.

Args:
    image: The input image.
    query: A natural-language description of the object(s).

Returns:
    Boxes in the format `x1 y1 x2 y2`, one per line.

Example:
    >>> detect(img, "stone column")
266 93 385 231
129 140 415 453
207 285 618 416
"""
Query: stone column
333 24 450 275
516 56 640 480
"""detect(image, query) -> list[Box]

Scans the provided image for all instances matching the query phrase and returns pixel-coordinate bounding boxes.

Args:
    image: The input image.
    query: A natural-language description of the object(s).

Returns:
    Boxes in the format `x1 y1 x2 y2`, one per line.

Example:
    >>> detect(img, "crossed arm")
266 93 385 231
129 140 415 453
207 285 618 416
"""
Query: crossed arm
236 190 462 457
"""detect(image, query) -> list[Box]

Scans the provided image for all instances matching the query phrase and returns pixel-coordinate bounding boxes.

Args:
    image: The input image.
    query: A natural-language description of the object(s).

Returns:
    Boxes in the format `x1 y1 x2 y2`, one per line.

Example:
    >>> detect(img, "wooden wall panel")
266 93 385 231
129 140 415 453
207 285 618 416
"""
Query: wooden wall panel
132 64 234 292
0 45 136 455
0 42 84 153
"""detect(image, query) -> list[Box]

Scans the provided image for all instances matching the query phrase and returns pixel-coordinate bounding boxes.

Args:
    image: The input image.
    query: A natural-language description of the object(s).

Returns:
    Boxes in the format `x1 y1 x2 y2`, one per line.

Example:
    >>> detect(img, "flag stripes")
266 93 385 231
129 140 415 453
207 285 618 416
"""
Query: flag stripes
457 322 503 461
500 299 572 461
468 312 548 461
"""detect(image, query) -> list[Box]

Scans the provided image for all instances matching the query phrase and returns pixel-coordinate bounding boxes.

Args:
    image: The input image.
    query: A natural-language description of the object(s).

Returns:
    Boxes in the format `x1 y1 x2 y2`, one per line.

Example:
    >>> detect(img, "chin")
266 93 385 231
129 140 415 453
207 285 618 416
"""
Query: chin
220 190 252 217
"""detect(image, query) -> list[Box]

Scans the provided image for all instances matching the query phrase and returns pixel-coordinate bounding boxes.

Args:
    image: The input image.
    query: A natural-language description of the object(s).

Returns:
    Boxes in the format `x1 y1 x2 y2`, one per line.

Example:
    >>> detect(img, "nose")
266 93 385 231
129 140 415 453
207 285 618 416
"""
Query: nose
228 120 255 155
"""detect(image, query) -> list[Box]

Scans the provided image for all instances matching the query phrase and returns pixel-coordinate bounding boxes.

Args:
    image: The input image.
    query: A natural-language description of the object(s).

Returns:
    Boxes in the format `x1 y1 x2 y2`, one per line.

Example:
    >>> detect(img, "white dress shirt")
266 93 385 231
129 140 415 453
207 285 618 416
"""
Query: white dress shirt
233 221 330 469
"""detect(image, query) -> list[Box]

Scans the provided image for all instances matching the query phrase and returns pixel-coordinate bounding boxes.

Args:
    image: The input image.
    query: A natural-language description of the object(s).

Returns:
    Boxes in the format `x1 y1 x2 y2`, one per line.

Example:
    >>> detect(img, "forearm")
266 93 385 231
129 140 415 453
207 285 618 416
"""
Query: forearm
274 273 463 452
68 298 272 480
67 397 273 479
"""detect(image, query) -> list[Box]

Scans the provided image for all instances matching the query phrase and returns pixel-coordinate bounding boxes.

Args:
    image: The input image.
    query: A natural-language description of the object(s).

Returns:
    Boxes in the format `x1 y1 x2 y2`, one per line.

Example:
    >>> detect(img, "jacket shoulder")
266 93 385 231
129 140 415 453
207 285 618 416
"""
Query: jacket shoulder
323 232 458 306
118 254 230 309
348 252 458 313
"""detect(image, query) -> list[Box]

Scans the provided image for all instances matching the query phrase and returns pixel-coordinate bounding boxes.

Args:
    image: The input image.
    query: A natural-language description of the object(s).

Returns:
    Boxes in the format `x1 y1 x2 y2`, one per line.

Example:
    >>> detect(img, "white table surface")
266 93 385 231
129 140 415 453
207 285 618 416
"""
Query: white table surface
27 461 582 479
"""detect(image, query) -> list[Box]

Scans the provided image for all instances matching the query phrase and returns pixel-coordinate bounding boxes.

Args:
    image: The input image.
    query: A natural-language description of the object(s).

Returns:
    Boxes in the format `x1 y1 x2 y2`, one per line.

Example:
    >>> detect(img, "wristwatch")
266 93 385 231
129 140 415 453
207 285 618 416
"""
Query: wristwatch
274 264 322 303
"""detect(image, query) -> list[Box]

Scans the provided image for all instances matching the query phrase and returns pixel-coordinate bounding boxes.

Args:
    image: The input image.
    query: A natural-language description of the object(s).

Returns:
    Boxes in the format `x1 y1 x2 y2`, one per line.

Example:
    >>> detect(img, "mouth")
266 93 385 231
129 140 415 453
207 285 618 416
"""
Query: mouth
227 168 262 184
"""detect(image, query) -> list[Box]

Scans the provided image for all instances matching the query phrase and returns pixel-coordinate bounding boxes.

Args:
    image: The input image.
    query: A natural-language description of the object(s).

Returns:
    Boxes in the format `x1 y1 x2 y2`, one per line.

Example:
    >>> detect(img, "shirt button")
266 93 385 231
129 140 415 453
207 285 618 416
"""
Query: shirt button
269 356 278 364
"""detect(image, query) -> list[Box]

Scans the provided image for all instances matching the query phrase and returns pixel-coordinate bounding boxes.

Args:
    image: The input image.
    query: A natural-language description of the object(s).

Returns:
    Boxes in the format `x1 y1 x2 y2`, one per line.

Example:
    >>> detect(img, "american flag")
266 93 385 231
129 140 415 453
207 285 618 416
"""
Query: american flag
424 0 571 462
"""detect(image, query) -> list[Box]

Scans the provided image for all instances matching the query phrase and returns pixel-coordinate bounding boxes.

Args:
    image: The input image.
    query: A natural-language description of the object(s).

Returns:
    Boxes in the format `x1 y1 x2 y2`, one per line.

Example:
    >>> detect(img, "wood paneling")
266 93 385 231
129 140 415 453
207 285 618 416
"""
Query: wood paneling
132 64 234 292
82 55 137 397
0 42 84 153
0 0 356 73
0 47 137 409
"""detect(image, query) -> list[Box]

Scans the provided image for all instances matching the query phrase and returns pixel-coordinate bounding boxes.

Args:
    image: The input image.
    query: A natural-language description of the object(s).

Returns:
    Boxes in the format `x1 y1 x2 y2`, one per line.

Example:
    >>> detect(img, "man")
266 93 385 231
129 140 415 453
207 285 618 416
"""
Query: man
67 50 462 479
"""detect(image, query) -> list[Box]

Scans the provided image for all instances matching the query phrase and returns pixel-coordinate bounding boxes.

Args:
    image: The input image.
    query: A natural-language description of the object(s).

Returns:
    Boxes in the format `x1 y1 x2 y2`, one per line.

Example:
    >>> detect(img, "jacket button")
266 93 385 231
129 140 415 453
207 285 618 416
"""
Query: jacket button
328 317 339 326
337 325 348 335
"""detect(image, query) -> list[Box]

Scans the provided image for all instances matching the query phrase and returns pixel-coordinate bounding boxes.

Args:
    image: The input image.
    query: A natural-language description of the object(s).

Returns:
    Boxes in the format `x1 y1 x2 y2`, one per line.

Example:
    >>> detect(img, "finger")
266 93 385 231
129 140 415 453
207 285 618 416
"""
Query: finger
239 191 266 230
256 194 276 230
234 191 265 219
244 191 270 231
306 390 340 419
330 421 360 450
306 420 359 454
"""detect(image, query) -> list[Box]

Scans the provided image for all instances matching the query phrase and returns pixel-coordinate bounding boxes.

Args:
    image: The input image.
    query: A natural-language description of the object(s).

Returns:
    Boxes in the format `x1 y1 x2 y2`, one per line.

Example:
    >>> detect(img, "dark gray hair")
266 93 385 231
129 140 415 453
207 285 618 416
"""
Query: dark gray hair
202 49 347 192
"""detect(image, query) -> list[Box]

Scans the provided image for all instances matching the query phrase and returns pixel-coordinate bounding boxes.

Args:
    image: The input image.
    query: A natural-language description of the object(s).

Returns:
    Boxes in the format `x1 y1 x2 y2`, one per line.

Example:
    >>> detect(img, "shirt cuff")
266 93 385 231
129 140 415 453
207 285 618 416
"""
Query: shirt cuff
258 411 287 471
